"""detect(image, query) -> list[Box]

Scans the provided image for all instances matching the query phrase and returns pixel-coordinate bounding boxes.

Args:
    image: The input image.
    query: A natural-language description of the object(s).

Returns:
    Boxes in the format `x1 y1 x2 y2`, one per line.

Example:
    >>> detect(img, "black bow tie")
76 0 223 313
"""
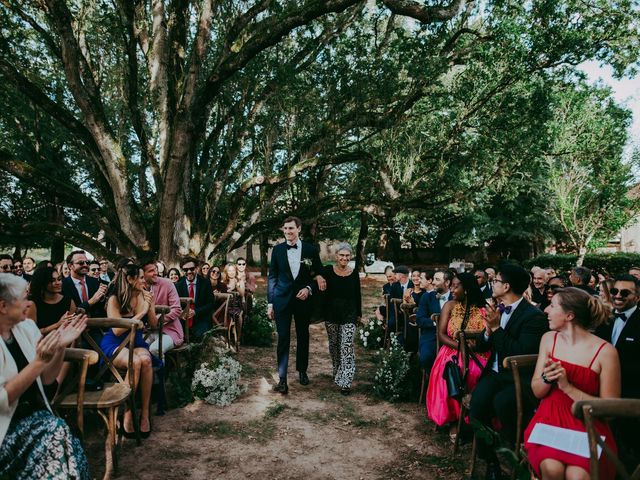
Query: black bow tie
286 243 298 250
498 303 512 314
614 312 627 321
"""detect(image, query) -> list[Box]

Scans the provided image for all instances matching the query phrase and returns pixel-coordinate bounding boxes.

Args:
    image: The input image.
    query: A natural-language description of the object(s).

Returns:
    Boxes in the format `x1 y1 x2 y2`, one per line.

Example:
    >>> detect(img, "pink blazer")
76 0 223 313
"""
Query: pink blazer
152 277 184 346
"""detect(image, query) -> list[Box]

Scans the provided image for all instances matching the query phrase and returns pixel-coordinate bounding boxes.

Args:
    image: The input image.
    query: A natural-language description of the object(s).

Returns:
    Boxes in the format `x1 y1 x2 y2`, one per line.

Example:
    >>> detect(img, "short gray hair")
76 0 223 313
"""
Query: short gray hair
335 242 354 255
0 273 27 304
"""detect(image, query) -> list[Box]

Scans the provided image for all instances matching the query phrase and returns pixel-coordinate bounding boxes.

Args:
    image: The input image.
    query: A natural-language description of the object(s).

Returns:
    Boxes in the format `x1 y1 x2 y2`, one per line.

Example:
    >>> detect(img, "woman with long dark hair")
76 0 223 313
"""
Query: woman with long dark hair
27 267 77 335
426 272 490 439
207 265 227 293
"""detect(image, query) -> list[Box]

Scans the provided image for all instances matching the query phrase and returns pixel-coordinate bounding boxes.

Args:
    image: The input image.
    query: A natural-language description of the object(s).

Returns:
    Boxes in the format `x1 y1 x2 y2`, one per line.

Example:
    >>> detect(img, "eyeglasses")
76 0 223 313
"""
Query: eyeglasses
74 260 90 266
237 262 246 266
183 267 196 272
474 275 484 279
212 269 220 274
14 264 22 268
491 279 505 284
99 261 108 265
548 285 563 292
610 288 635 297
0 265 13 271
89 268 100 272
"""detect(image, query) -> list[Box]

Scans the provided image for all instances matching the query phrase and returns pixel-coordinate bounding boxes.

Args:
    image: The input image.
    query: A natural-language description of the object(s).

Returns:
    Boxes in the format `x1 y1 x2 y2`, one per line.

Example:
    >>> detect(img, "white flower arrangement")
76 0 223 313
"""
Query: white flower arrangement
191 355 246 406
357 317 385 350
372 335 411 402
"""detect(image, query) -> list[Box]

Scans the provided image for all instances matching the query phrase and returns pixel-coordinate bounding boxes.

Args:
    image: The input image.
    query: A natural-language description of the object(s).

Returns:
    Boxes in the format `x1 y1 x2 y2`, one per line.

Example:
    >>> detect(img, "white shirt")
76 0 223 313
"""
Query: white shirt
99 273 111 282
612 305 637 346
71 276 88 302
286 239 302 279
438 291 450 309
491 297 525 372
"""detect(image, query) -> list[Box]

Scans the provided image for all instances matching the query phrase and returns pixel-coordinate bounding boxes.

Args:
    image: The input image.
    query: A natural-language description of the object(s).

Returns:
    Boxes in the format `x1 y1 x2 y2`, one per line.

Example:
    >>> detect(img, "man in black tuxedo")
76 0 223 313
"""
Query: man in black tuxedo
470 264 547 480
475 269 493 299
387 265 413 335
61 250 107 317
268 216 326 394
175 257 215 340
596 274 640 471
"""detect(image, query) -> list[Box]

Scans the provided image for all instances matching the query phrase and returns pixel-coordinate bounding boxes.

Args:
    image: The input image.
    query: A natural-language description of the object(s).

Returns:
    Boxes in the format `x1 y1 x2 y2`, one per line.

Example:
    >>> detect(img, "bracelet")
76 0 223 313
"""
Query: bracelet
541 372 554 385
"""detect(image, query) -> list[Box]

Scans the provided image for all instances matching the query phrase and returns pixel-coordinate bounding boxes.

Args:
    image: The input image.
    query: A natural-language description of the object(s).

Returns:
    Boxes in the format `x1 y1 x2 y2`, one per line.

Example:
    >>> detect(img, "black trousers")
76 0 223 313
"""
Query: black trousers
275 299 310 379
469 370 535 462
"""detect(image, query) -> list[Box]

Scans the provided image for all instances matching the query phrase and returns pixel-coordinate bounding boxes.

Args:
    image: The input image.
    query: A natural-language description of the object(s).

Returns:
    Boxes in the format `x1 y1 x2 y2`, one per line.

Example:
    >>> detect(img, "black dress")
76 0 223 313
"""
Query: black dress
33 296 72 330
322 265 362 325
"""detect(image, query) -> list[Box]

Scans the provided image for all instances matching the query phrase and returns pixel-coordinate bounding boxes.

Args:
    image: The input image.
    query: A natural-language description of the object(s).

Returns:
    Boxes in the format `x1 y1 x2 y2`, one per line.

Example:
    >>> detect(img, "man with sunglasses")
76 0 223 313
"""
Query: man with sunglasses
174 257 215 340
596 274 640 471
0 254 14 274
61 250 107 317
236 257 255 294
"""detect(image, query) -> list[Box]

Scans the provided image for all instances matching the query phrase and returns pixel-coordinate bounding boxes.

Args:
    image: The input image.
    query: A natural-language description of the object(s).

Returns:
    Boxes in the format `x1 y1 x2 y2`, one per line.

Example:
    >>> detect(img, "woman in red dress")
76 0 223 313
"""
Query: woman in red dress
524 287 620 479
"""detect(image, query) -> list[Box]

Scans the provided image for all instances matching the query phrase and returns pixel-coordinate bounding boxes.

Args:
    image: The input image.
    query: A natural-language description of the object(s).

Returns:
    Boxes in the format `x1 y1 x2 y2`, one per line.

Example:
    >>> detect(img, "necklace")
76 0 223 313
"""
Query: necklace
2 331 14 345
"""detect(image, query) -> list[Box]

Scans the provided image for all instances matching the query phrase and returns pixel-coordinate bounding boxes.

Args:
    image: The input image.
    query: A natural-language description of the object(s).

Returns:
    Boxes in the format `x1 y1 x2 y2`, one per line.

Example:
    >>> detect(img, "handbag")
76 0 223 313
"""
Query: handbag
442 303 472 399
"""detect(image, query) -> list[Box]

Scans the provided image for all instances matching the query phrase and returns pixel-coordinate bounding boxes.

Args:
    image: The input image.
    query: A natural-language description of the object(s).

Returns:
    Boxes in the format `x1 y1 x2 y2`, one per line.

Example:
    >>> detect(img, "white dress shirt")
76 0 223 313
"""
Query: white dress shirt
612 305 637 346
438 290 450 309
286 239 302 279
491 297 524 372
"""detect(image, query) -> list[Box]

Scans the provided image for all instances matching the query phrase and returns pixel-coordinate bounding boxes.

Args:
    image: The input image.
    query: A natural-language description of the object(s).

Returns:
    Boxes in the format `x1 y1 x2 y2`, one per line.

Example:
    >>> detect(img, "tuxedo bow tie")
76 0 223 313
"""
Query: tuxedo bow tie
498 303 512 314
286 243 298 250
614 312 627 321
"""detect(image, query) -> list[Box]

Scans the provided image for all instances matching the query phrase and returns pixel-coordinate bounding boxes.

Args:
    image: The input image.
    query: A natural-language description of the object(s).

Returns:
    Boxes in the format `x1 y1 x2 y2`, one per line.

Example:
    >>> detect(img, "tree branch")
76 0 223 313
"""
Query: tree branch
381 0 466 23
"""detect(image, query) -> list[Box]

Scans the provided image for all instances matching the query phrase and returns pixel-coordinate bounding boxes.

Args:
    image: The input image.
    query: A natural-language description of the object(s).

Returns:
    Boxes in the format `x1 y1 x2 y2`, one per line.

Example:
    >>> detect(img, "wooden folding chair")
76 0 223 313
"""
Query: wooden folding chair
572 398 640 480
145 305 169 414
55 318 142 480
213 292 237 350
418 313 440 406
382 294 391 347
53 347 99 440
452 329 484 454
164 297 194 371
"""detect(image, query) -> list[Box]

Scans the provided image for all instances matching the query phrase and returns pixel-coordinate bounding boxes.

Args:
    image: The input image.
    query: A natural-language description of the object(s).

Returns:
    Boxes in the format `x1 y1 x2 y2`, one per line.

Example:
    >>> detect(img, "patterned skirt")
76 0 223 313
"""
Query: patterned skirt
0 410 90 480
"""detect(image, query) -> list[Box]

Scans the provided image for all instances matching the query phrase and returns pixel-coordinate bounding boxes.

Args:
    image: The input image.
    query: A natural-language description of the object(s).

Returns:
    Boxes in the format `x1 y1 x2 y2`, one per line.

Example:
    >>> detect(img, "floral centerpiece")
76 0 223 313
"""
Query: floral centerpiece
191 342 246 406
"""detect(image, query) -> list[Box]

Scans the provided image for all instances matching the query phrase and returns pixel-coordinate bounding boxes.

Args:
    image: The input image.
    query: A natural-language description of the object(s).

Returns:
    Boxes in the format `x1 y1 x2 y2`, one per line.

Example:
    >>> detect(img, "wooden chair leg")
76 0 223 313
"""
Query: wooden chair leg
454 404 466 453
128 395 141 445
469 434 477 477
418 369 427 405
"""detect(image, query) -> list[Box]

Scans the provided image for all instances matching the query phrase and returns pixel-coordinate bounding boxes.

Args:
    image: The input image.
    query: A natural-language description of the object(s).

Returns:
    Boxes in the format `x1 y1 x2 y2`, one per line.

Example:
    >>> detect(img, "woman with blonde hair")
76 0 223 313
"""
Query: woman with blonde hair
524 287 620 479
100 264 157 439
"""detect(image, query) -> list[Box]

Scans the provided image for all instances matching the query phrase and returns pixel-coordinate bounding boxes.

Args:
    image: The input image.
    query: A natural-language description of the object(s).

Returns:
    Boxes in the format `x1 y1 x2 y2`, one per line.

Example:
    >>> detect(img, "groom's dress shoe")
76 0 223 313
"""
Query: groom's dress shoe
299 372 309 385
273 379 288 394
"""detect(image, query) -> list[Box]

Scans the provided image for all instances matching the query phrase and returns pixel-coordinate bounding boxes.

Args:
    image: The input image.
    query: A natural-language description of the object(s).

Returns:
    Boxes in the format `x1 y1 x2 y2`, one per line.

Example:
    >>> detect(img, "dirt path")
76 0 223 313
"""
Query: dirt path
106 279 469 479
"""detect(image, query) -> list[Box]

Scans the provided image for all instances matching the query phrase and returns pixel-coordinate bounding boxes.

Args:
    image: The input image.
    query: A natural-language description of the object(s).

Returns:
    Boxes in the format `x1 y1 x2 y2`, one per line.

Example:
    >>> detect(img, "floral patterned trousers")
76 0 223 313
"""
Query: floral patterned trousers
325 323 356 388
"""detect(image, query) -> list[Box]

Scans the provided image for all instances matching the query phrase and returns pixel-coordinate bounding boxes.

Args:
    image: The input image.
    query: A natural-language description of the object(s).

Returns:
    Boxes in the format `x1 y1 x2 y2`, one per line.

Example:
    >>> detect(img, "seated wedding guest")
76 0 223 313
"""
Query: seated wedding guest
26 267 77 335
416 270 452 372
0 274 89 479
155 261 167 278
22 257 35 276
525 287 619 480
12 260 25 280
569 266 597 295
598 278 614 308
595 274 640 471
321 243 361 395
470 264 547 480
175 258 215 340
62 250 107 318
101 264 156 438
207 266 227 293
628 266 640 281
141 260 183 356
200 263 210 278
374 266 396 321
88 261 101 279
485 267 496 283
167 268 181 283
98 259 114 282
55 261 69 278
421 269 435 293
426 273 489 439
218 263 244 328
236 258 256 294
475 269 493 299
403 268 425 304
545 268 557 282
0 255 13 274
388 266 412 334
545 276 569 307
530 268 547 307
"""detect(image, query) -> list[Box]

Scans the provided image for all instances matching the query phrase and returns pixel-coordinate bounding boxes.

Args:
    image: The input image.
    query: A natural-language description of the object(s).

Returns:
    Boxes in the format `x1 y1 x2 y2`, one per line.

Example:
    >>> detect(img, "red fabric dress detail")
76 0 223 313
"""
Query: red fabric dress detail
524 333 616 479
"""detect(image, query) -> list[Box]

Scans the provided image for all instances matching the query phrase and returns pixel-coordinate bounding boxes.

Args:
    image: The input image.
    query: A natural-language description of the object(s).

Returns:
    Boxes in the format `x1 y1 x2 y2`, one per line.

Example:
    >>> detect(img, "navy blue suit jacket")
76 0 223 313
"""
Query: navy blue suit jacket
267 241 323 314
62 275 105 317
416 290 451 331
175 276 215 324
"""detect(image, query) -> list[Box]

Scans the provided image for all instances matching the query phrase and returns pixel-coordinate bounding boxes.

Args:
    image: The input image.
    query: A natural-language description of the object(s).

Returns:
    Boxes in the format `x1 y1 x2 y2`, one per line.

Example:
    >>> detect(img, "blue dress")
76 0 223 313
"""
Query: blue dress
99 316 162 368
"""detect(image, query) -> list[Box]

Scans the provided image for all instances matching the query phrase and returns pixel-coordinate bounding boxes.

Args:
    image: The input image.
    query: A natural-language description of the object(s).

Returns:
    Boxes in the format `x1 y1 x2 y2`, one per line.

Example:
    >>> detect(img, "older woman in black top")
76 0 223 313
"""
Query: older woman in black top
323 242 362 395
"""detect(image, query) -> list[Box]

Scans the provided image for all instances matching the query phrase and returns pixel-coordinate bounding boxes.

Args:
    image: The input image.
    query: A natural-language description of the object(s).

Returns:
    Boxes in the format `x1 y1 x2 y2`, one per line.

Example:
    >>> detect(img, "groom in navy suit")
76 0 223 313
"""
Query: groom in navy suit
268 216 326 394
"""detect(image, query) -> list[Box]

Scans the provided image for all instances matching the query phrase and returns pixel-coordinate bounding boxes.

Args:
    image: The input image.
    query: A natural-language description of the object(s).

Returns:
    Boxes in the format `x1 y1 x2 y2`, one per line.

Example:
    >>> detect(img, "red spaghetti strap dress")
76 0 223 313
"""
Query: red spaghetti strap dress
524 333 617 479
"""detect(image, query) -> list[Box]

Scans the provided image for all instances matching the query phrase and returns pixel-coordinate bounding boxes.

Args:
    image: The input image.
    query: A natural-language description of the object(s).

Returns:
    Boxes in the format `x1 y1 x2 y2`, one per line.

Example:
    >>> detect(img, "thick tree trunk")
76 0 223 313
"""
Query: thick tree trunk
355 211 368 273
245 239 254 264
51 238 65 264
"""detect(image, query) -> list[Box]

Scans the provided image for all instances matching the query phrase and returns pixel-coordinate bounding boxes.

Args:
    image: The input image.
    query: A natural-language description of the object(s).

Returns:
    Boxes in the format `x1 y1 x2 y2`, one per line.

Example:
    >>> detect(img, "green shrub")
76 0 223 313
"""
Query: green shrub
524 252 640 275
372 335 411 402
242 299 274 347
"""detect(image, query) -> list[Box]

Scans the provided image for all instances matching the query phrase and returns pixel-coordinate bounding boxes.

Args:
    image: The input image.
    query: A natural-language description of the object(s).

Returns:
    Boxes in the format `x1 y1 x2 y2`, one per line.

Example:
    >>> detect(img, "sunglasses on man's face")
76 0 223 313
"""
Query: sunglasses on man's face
74 260 90 266
14 264 22 269
548 285 563 292
237 262 246 266
89 268 100 272
183 267 196 273
610 288 635 297
0 264 13 271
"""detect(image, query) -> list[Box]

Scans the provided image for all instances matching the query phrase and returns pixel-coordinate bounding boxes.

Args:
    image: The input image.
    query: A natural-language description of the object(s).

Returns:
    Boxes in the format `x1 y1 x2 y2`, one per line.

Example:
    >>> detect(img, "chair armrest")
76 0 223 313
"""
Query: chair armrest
503 354 538 370
572 398 640 419
64 348 99 365
155 305 171 315
87 317 143 329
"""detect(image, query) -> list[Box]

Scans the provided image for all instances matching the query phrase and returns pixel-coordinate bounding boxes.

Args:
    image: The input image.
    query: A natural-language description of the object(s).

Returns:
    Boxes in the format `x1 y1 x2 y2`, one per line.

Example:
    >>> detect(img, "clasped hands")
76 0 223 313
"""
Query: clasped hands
36 314 88 363
541 356 568 390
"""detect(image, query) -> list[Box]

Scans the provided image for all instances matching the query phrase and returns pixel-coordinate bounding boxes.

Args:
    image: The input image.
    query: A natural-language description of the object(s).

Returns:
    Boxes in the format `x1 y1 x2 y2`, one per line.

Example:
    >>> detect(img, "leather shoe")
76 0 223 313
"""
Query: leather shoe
273 379 288 394
485 463 504 480
299 372 310 385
